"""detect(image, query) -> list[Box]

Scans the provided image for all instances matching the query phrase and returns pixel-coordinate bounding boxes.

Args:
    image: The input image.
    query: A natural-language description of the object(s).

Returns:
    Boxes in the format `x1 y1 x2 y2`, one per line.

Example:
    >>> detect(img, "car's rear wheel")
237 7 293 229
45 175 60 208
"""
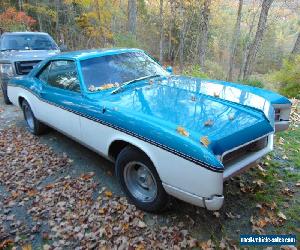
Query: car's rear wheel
21 99 47 135
115 146 169 212
1 82 12 105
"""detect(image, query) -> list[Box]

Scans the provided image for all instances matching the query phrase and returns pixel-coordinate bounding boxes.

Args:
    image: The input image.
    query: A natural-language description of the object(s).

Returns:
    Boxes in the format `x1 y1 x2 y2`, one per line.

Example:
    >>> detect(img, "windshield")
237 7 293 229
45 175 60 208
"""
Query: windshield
1 34 58 51
80 51 168 91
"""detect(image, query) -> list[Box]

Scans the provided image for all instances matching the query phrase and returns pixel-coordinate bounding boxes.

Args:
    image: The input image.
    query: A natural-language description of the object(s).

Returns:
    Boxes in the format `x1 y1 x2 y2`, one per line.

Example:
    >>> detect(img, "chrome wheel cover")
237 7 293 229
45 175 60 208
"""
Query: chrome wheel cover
24 105 34 130
124 161 157 202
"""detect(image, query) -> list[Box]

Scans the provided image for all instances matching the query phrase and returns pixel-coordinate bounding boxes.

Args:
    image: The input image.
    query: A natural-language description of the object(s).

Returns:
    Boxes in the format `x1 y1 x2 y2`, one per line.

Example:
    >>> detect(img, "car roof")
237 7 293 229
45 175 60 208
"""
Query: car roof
1 32 50 36
50 48 144 61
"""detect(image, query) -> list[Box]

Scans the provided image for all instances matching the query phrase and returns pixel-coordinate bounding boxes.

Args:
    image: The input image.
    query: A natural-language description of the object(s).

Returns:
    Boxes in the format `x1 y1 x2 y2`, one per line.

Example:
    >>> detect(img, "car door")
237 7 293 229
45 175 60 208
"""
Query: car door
36 60 82 141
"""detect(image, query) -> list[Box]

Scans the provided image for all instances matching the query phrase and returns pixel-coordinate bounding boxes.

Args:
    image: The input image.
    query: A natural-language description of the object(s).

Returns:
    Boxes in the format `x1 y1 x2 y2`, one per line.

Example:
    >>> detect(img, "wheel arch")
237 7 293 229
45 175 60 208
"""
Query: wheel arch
107 137 160 176
18 96 25 107
17 93 38 117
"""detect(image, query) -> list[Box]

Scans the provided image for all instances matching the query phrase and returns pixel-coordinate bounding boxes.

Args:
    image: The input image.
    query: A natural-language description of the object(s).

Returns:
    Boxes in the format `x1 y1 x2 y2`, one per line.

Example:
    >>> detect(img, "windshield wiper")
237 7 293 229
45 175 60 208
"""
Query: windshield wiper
0 49 17 52
111 74 162 94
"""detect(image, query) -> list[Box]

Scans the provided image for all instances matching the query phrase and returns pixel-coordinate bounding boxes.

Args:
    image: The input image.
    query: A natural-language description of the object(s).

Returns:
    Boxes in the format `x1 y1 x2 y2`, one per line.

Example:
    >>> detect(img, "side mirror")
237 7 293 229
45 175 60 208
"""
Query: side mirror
166 66 173 74
59 44 68 52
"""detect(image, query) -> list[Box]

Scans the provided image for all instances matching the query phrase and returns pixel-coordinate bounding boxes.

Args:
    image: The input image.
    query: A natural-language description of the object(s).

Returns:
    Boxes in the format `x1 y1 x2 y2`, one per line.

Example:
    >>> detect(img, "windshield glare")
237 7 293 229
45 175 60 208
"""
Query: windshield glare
80 52 168 91
1 34 58 51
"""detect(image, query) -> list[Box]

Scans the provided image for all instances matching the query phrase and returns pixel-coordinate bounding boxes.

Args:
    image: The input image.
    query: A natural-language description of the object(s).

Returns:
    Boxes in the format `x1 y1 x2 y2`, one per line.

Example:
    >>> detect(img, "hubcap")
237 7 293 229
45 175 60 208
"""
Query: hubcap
124 161 157 202
24 105 34 130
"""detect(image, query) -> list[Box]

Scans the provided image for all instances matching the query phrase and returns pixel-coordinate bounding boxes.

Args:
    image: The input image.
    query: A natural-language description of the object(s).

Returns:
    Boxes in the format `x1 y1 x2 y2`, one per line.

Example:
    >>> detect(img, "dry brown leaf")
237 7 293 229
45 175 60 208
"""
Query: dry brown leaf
213 211 220 218
176 126 189 137
45 184 54 190
204 119 213 127
99 208 106 214
0 239 14 249
213 92 220 97
199 239 215 250
253 179 265 187
191 96 196 101
281 187 294 197
228 114 235 121
277 212 287 220
200 136 210 147
22 244 32 250
104 191 113 197
278 137 285 145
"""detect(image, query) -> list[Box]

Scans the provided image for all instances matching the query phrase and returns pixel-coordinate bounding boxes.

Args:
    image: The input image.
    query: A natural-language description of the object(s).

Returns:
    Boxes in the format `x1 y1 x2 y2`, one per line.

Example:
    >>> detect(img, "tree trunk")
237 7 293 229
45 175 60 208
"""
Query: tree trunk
242 0 273 80
55 0 61 39
238 10 257 80
199 0 211 69
159 0 164 63
128 0 137 36
179 0 184 72
227 0 243 81
168 0 175 63
291 32 300 55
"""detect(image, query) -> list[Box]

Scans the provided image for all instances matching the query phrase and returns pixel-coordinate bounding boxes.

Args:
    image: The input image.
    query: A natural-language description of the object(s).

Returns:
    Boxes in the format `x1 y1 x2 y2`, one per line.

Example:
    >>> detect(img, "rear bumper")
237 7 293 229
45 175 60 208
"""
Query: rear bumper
275 121 289 132
273 103 291 132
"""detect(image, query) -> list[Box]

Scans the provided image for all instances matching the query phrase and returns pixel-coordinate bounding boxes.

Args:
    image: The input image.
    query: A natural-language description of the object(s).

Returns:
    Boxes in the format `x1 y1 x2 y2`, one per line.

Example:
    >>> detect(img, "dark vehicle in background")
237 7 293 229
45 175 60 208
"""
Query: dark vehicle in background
0 32 60 104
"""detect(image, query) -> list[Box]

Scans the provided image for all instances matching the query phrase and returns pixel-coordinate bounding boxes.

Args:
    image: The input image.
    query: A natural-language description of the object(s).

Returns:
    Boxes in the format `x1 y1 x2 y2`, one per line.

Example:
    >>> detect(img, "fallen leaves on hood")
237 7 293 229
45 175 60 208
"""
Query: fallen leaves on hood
228 114 235 121
204 119 213 127
88 83 119 92
213 92 220 98
200 136 210 147
176 126 189 137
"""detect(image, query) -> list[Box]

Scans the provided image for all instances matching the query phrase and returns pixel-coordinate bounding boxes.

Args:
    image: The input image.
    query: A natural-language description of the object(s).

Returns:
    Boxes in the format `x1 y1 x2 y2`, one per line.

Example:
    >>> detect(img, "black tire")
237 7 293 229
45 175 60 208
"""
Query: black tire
1 82 12 105
115 146 169 212
21 99 47 135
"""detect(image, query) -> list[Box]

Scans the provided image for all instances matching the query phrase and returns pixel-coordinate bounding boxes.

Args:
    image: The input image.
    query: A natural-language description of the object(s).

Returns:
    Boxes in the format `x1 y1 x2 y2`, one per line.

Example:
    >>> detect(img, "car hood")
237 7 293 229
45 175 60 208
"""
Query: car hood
99 76 274 156
0 50 60 63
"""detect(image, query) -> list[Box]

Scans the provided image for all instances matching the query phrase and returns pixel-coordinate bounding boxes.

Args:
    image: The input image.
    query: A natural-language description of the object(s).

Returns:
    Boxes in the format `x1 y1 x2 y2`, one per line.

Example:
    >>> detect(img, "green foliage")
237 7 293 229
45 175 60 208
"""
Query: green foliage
273 56 300 98
241 79 264 88
183 61 226 80
114 34 140 48
183 65 209 79
204 60 226 80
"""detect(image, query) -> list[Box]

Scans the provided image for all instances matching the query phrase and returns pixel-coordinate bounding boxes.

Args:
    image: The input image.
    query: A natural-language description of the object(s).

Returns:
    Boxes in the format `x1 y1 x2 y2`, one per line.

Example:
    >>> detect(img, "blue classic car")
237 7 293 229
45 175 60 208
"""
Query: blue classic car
7 49 291 212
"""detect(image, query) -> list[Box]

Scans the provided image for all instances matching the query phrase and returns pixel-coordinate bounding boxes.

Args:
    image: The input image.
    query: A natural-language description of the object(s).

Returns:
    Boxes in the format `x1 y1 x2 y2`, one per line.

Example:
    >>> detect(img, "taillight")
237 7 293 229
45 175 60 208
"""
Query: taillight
274 108 281 121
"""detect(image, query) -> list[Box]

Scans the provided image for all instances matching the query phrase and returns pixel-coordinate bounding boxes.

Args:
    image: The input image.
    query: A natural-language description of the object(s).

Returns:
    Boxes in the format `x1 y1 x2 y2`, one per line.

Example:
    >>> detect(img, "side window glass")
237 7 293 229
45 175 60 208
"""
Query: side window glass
47 60 81 92
38 63 51 82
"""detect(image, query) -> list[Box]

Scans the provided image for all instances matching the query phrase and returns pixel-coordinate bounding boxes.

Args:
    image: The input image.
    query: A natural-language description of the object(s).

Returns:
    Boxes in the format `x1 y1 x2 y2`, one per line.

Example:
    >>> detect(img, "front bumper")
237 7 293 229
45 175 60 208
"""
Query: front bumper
223 134 273 180
163 183 224 210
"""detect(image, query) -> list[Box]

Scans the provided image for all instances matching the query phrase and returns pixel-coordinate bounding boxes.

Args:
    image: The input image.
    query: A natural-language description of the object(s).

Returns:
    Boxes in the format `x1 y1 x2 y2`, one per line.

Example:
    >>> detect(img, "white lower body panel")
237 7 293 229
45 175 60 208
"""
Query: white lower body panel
7 85 224 209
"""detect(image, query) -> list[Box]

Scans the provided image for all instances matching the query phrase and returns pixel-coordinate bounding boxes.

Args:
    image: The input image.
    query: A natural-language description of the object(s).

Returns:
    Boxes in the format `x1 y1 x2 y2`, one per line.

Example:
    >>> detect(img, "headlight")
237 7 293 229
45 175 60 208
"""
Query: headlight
0 64 14 78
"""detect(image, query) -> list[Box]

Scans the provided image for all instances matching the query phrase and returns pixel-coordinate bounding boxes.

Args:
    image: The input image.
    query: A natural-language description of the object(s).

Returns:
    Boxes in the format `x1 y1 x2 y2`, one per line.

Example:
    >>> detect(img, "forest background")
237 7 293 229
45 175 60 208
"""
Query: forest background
0 0 299 97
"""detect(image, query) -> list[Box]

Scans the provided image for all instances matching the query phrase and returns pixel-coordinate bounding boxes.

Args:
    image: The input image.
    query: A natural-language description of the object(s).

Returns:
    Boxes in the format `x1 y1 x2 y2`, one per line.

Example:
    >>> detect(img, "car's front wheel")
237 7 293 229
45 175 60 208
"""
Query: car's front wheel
115 146 169 212
21 99 47 135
